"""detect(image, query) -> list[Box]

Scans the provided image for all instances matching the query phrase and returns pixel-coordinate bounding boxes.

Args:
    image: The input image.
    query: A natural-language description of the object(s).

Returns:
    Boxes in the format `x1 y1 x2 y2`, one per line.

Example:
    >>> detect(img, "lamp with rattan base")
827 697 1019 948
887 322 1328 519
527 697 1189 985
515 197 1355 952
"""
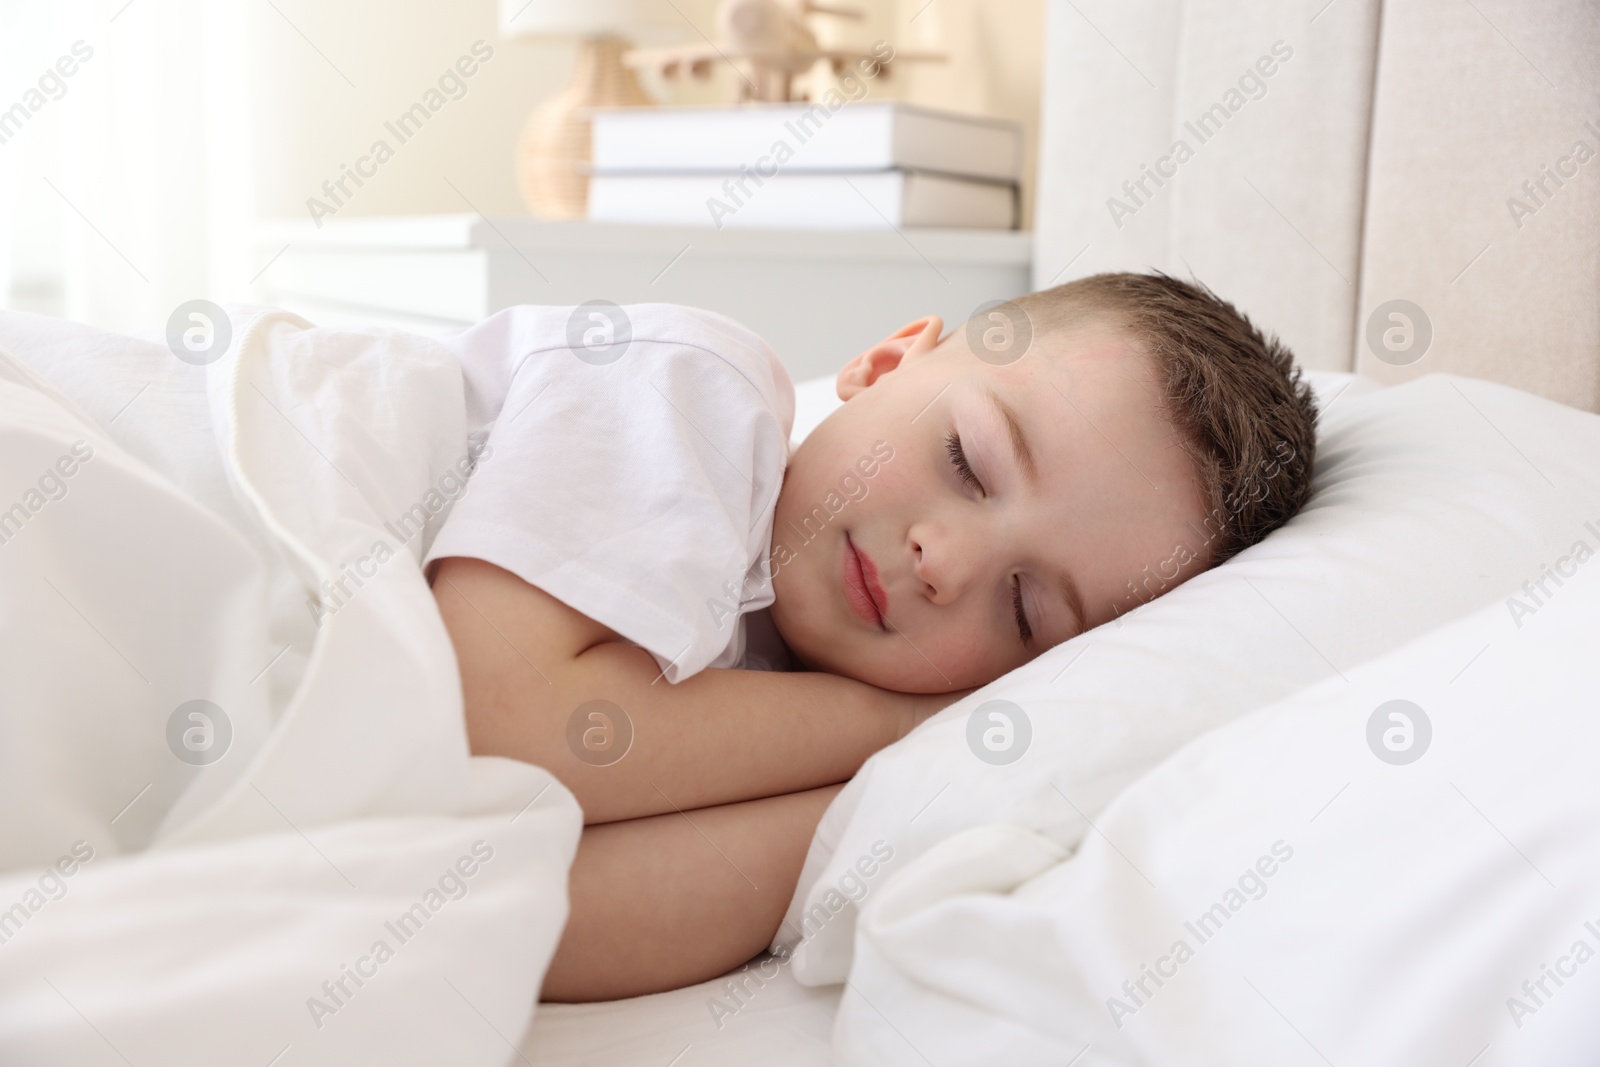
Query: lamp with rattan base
501 0 685 219
516 36 652 219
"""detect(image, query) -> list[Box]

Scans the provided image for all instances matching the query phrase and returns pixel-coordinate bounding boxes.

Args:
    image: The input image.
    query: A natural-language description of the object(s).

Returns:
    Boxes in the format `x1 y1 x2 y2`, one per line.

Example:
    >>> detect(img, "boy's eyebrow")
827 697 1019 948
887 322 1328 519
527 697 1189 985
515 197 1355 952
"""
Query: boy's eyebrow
986 388 1038 486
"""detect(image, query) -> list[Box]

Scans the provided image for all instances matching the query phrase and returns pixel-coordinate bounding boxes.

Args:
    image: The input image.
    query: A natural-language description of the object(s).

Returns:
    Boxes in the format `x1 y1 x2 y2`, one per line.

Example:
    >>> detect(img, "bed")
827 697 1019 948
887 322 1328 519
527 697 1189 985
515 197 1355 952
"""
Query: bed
3 301 1598 1067
4 1 1599 1064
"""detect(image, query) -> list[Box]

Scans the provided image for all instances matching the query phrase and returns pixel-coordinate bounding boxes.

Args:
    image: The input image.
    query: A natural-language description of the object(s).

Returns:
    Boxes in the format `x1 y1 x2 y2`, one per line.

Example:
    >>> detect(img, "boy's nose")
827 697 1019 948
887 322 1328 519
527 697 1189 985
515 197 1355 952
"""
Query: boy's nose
910 523 982 605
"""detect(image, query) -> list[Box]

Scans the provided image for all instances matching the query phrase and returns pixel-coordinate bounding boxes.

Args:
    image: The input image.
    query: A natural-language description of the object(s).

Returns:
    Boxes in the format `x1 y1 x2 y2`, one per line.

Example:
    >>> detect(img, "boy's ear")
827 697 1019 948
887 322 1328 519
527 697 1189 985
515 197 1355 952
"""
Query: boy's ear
836 316 945 401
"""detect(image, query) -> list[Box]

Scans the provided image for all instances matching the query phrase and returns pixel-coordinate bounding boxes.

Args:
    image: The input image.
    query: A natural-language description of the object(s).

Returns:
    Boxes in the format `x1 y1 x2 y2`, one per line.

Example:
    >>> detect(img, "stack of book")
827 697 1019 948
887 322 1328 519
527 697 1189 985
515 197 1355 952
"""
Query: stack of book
587 102 1022 230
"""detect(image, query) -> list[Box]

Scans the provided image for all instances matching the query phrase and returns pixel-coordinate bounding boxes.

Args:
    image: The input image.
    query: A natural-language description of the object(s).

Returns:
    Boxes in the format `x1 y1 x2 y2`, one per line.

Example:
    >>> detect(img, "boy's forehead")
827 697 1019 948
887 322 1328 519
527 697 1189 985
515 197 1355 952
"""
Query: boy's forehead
939 323 1157 409
952 333 1182 485
941 313 1147 374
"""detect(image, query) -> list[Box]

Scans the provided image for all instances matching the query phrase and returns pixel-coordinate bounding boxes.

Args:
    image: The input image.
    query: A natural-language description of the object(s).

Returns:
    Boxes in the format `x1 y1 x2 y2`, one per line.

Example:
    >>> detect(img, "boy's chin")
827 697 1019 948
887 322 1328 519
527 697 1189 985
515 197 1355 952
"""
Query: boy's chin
767 615 865 682
770 595 961 692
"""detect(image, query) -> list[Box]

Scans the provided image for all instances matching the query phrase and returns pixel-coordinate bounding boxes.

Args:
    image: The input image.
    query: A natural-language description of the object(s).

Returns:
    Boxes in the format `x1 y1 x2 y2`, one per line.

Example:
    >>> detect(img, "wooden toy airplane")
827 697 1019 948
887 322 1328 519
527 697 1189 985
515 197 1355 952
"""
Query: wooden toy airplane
624 0 944 103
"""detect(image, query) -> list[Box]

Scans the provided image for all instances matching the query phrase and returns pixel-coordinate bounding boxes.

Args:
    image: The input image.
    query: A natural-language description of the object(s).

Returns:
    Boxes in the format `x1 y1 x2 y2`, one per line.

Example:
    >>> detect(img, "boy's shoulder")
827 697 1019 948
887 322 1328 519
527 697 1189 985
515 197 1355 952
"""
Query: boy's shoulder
614 303 794 417
622 303 769 359
477 302 794 433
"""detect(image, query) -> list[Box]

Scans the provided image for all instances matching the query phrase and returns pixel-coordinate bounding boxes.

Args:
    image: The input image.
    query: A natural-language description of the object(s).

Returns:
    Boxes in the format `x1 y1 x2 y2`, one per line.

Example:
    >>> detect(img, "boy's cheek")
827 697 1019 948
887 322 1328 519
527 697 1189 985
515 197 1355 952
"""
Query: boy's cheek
906 619 995 690
861 465 914 507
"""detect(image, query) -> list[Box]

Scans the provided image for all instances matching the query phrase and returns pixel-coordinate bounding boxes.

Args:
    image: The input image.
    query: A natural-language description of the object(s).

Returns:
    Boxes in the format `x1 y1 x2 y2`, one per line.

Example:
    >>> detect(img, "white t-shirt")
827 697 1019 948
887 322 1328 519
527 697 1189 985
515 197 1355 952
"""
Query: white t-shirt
423 304 795 683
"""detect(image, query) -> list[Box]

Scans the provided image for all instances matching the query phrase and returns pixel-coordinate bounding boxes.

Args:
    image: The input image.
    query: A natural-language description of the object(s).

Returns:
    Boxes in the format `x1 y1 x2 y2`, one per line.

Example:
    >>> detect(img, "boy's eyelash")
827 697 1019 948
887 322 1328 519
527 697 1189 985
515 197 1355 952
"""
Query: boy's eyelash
945 431 1029 643
945 431 985 495
1012 575 1033 645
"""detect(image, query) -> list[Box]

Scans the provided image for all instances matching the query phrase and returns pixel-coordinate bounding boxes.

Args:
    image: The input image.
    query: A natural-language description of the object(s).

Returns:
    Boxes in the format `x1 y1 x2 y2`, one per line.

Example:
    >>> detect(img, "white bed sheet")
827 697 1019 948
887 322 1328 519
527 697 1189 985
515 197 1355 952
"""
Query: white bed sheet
522 955 840 1067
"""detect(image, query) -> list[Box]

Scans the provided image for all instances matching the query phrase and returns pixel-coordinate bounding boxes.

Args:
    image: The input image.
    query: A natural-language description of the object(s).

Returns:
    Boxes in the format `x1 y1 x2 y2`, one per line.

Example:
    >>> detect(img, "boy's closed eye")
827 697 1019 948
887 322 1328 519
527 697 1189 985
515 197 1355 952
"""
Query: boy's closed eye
941 431 1036 645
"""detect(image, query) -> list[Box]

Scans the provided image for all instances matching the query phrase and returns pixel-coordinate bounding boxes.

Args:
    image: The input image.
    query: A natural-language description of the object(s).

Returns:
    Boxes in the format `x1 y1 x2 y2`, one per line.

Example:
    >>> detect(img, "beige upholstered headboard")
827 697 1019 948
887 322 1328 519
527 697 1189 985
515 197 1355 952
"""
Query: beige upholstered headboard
1032 0 1600 411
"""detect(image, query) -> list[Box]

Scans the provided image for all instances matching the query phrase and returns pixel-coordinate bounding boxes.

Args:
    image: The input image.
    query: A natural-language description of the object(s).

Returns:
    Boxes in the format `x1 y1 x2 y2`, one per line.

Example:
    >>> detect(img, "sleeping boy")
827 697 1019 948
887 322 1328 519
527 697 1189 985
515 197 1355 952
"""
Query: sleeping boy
426 272 1318 1001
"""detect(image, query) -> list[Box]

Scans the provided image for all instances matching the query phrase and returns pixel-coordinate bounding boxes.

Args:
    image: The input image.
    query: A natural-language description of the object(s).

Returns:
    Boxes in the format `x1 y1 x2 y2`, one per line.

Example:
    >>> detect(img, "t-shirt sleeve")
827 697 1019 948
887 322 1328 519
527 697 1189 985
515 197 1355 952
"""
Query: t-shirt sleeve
424 304 794 683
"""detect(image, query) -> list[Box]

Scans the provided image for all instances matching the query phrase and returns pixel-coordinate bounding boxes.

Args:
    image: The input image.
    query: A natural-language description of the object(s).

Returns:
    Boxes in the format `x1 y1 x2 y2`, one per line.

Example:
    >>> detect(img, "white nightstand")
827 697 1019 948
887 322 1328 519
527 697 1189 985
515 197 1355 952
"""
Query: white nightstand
253 215 1032 381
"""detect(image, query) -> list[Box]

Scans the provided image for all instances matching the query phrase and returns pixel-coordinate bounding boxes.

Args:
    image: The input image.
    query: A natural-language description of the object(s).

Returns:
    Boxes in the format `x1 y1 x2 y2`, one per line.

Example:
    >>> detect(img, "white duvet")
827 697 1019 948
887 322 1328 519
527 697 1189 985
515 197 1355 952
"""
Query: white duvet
0 308 581 1066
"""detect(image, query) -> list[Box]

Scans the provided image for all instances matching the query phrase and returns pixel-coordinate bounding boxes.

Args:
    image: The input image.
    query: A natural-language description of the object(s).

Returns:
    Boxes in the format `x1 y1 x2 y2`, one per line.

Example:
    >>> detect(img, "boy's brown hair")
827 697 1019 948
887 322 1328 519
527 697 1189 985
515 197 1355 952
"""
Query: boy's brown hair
1012 272 1318 563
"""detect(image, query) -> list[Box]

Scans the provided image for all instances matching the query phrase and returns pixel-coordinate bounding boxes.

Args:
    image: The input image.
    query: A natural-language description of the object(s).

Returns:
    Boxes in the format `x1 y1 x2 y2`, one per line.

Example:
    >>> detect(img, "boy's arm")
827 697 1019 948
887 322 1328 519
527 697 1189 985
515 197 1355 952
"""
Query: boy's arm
543 783 845 1001
432 556 964 825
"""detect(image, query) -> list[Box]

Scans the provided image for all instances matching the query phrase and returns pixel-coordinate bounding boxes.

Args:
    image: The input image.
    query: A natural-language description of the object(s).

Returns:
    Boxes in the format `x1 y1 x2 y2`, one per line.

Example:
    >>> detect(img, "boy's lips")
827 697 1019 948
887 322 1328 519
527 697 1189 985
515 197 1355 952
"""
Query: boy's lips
843 533 890 629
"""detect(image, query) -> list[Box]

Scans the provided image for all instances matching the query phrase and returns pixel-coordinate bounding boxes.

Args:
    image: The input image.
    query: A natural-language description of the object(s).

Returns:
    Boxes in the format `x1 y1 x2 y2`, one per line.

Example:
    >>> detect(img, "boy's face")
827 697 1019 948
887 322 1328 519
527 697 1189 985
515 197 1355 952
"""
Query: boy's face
768 314 1210 693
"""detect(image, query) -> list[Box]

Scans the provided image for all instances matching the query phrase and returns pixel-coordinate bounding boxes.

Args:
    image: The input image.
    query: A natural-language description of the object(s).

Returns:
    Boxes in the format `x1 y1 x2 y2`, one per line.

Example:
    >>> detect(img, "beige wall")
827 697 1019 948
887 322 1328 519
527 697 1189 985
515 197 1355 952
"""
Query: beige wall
249 0 577 221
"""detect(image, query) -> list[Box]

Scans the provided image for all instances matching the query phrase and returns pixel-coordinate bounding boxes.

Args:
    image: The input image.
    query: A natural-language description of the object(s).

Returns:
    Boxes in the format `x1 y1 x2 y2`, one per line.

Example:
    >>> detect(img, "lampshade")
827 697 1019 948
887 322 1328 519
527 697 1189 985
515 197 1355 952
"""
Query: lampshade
499 0 688 42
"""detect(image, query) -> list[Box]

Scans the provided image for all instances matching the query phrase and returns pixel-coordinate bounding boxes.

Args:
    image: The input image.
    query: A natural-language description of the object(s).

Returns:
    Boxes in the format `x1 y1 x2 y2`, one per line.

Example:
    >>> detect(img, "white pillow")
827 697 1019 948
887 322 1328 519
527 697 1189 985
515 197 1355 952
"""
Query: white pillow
781 372 1600 986
789 374 846 450
838 538 1600 1064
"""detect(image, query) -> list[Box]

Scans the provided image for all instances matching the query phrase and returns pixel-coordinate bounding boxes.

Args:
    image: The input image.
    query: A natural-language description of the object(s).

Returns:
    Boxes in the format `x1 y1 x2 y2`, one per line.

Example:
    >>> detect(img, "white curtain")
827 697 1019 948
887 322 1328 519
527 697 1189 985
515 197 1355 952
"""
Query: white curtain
0 0 254 332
